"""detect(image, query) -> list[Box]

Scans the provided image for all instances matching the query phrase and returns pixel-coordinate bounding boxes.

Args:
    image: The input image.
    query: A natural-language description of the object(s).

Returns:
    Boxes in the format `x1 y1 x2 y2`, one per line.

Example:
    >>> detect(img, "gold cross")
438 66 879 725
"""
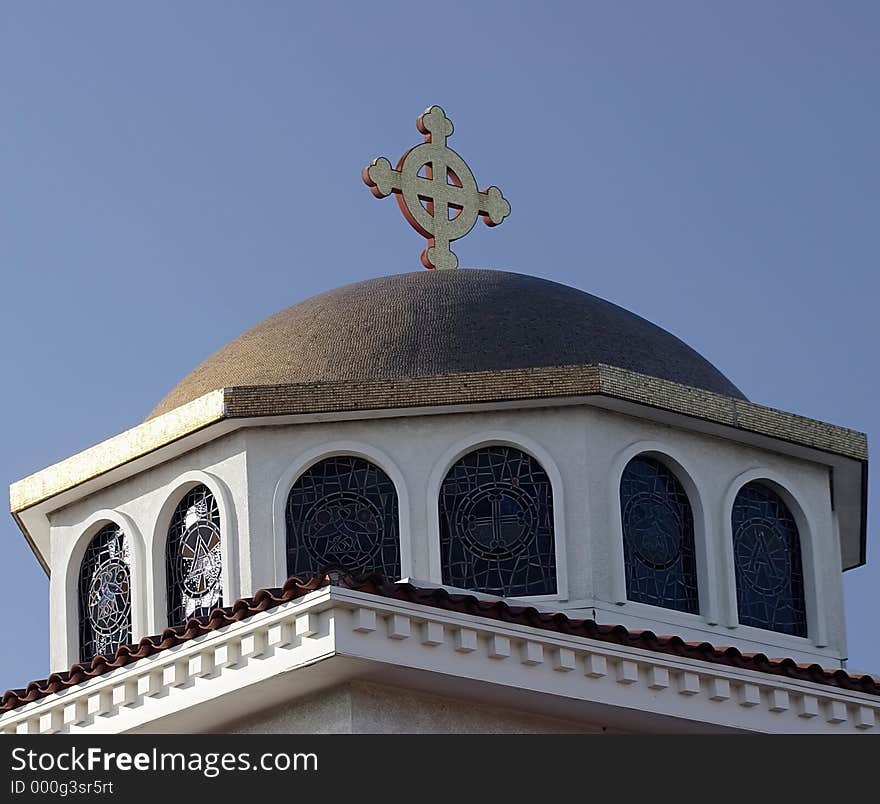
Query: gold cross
363 106 510 270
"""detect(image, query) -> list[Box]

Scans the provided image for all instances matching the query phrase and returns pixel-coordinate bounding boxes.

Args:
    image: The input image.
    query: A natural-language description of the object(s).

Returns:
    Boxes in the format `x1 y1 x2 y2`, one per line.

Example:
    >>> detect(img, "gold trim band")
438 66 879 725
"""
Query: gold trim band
9 366 866 515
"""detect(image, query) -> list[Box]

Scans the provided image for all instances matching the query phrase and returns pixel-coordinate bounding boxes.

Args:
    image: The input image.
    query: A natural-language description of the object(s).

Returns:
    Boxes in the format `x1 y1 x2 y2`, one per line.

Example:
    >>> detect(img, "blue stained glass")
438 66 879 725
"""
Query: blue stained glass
166 485 223 627
439 446 556 597
732 482 806 637
286 456 401 580
620 456 699 613
79 523 132 662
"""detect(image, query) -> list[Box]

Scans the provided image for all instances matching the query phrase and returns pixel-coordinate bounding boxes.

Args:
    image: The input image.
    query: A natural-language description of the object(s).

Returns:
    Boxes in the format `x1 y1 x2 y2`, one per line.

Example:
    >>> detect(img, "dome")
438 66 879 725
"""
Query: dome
148 269 744 419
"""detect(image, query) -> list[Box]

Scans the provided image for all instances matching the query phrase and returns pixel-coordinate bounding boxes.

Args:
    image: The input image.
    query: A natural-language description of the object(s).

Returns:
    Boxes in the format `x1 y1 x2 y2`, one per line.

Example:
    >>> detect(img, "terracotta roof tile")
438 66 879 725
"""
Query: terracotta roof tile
2 574 878 715
0 575 327 714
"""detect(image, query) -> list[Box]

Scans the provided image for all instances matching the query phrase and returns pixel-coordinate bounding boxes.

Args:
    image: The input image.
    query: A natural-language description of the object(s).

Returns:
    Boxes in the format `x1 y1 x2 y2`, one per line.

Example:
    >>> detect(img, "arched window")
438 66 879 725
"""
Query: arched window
620 456 699 613
78 523 132 662
732 482 806 636
286 456 401 579
166 484 223 627
439 445 556 597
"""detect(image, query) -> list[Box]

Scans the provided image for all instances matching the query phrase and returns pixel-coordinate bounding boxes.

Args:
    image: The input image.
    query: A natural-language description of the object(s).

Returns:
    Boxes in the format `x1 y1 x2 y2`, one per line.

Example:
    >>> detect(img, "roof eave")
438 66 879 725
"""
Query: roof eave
9 364 868 573
3 577 879 733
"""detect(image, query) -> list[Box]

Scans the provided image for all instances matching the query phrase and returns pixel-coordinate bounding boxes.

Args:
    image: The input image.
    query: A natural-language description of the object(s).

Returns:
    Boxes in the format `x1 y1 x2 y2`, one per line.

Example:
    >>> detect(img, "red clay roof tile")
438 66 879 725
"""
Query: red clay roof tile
2 573 877 715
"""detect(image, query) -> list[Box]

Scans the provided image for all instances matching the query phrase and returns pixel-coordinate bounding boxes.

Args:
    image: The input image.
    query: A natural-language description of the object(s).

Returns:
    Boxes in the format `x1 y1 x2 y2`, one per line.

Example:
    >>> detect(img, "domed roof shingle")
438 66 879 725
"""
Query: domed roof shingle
148 269 744 419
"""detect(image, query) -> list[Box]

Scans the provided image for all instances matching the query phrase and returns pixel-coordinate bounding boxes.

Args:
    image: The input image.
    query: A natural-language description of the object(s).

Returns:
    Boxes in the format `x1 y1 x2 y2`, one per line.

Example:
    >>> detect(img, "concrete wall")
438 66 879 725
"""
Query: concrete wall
227 682 603 734
47 402 845 672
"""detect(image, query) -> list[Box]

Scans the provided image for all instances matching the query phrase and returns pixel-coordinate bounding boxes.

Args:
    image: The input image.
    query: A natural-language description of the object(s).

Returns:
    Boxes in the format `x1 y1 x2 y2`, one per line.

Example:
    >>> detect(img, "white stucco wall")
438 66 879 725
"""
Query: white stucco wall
47 430 250 671
227 681 603 734
45 401 846 673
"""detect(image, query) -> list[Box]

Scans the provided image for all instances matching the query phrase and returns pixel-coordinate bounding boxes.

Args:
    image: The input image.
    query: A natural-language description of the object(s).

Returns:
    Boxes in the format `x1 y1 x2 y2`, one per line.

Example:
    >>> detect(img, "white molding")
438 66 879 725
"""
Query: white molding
3 586 876 735
270 441 413 587
425 430 569 601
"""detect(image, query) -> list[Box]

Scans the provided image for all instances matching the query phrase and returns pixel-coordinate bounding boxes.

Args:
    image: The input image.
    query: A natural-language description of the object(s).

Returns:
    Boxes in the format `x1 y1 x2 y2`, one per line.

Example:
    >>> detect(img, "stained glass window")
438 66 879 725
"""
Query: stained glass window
286 456 401 579
620 456 699 614
439 446 556 597
732 482 807 637
166 484 223 627
79 523 132 662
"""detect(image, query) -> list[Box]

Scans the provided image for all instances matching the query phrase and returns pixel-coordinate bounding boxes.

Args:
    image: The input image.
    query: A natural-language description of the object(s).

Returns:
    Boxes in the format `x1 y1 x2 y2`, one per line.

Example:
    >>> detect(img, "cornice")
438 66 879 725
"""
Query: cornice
1 586 876 734
9 364 867 516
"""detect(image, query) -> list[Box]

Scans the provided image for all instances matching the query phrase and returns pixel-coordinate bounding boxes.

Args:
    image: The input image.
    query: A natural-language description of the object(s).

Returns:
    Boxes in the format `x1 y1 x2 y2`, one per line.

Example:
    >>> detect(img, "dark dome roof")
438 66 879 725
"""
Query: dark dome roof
148 269 744 419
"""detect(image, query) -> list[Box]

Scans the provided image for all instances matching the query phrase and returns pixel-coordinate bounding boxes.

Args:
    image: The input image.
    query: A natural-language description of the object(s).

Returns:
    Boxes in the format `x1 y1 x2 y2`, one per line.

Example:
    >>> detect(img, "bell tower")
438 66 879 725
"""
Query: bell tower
2 107 873 735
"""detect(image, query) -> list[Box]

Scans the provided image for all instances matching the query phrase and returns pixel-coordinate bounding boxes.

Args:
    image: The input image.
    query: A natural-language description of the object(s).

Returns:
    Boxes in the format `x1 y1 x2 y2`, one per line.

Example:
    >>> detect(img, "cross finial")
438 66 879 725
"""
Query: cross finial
363 105 510 270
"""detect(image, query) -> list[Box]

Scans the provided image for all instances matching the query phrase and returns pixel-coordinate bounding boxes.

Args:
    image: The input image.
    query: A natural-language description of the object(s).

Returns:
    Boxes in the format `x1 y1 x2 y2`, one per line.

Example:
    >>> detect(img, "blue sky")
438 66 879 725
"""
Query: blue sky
0 2 877 692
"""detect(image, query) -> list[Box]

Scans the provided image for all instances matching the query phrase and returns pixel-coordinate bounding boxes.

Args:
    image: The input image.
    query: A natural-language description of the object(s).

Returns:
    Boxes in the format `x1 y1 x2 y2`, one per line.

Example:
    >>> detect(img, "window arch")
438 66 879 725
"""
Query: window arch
166 484 223 626
732 482 807 636
286 456 401 579
619 455 699 614
439 445 556 597
78 522 132 662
